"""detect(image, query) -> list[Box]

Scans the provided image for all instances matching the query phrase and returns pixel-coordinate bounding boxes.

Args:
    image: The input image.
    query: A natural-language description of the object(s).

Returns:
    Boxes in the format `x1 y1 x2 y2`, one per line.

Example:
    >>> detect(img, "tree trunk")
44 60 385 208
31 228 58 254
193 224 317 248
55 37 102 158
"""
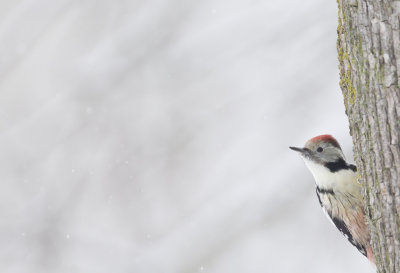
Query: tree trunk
337 0 400 272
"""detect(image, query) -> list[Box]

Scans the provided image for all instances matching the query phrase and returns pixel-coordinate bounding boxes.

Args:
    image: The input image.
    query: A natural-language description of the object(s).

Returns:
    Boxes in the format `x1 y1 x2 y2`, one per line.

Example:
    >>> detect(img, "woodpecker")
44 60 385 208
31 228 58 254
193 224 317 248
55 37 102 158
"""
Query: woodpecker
290 135 375 265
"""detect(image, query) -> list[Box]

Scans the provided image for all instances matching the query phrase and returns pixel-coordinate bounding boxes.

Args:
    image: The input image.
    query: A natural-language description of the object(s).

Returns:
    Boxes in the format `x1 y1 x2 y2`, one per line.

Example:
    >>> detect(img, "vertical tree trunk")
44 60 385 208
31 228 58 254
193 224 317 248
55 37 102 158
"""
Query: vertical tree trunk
337 0 400 272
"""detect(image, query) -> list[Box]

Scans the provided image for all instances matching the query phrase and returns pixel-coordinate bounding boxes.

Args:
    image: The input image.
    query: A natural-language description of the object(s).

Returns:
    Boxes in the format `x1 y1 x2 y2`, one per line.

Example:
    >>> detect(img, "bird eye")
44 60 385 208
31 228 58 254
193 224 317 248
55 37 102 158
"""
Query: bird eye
317 147 323 152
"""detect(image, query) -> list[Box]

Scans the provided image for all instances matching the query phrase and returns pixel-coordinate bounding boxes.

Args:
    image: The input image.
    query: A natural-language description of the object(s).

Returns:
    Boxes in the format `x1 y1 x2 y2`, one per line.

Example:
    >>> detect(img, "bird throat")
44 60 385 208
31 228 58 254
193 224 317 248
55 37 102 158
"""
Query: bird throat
302 158 353 190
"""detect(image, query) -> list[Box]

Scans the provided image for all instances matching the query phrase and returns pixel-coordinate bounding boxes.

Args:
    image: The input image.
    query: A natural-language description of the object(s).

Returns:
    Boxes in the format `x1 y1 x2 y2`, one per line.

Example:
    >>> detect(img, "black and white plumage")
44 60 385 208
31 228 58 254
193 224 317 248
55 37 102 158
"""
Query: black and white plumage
316 184 367 256
290 134 375 265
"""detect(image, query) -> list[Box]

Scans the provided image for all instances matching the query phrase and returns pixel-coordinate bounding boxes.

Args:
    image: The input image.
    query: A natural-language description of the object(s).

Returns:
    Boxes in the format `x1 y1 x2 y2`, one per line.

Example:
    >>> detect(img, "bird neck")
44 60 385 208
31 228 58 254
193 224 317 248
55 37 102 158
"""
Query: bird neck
303 158 357 191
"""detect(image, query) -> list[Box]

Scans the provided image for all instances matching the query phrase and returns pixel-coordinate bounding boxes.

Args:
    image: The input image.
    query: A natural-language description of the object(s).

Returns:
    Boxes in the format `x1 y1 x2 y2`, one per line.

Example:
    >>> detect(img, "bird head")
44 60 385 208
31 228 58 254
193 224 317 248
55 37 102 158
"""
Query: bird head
290 134 346 165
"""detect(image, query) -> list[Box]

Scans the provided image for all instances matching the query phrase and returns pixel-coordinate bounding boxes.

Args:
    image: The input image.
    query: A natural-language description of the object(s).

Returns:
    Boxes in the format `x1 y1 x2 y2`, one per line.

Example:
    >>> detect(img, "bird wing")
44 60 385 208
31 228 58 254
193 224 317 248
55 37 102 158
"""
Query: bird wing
316 188 367 257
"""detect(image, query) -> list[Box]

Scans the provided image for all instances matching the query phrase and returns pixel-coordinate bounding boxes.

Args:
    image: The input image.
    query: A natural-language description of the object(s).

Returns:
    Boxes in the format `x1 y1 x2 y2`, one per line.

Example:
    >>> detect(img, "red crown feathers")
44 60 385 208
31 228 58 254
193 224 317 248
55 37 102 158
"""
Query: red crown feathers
308 134 341 149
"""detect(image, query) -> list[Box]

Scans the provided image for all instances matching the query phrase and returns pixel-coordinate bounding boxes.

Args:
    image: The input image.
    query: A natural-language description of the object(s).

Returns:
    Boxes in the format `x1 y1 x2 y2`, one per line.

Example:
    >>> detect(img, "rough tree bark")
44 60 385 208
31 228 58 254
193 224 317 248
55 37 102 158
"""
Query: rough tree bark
337 0 400 272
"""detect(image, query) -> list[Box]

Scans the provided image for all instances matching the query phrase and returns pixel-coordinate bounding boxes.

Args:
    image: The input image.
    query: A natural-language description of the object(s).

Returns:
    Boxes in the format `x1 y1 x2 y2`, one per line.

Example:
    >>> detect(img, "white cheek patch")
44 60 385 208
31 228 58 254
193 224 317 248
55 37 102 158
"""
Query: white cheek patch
302 157 358 193
302 158 335 189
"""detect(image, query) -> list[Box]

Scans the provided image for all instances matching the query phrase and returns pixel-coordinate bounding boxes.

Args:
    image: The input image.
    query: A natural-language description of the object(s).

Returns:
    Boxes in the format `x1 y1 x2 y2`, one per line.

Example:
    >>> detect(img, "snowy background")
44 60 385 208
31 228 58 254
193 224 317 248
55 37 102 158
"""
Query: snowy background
0 1 375 273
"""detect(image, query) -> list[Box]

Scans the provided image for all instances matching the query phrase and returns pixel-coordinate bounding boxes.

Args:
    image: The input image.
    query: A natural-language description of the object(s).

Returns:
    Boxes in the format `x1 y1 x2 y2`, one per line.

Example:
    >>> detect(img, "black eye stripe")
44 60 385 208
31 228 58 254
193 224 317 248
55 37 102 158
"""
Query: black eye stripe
317 147 323 152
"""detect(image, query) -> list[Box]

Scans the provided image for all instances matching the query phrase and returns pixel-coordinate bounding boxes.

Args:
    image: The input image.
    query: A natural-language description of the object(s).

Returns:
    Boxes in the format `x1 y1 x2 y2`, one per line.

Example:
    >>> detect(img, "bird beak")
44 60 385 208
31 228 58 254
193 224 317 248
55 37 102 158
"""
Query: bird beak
290 146 312 159
289 146 307 154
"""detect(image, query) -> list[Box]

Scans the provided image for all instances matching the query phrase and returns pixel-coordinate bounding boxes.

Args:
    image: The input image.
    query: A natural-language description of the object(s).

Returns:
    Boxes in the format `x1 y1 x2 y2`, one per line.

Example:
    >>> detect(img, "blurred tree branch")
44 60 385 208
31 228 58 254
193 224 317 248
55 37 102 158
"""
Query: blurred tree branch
337 0 400 272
